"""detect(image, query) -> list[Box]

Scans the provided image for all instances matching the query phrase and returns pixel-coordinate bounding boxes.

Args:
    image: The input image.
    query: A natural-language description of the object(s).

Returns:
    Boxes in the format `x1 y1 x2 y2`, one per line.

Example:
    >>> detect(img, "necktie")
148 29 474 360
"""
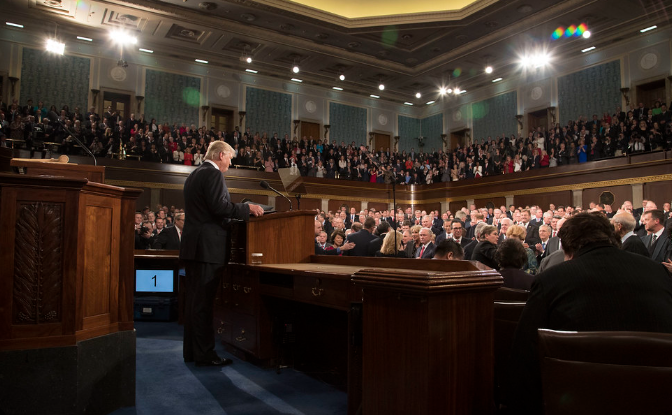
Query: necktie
542 242 547 251
418 245 425 258
649 234 658 254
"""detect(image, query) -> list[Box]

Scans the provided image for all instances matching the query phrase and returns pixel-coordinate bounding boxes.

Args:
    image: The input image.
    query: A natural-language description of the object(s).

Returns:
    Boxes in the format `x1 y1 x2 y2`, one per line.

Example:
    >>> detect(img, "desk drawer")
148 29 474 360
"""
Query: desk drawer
213 307 232 344
295 275 349 308
231 273 257 315
231 313 257 354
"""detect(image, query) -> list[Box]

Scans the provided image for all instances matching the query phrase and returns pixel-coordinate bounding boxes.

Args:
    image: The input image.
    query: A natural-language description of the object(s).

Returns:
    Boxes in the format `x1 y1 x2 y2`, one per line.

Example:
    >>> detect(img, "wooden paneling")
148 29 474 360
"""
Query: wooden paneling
415 203 441 214
300 121 320 140
583 185 632 209
328 199 360 213
515 191 571 210
367 202 389 212
83 202 114 318
135 187 152 211
246 211 315 264
229 193 269 205
160 189 184 209
276 196 321 212
450 200 467 213
474 197 506 210
644 182 672 208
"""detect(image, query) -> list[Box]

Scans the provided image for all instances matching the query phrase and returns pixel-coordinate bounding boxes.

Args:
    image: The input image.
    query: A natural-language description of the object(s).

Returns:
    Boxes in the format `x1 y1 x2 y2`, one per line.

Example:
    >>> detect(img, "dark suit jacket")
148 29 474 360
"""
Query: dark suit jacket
523 223 540 246
345 229 377 257
152 226 181 250
368 234 385 256
471 241 499 269
508 244 672 414
641 231 670 263
499 268 534 290
622 234 650 257
463 240 477 260
180 162 250 265
416 242 435 259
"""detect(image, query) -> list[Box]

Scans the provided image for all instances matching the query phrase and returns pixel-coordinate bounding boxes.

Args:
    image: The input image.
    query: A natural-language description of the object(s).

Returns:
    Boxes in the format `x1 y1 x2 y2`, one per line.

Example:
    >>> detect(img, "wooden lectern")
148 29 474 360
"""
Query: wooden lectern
10 157 106 183
0 172 141 414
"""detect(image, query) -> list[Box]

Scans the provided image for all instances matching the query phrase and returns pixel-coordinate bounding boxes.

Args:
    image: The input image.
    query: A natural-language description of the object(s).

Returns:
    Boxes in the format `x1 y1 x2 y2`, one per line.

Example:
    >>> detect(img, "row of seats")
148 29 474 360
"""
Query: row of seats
492 288 672 414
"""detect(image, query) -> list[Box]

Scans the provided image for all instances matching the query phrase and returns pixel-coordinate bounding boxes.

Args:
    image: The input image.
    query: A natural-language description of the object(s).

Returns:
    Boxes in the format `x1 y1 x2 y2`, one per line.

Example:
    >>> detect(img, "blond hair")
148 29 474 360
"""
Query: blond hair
506 224 527 241
205 140 234 161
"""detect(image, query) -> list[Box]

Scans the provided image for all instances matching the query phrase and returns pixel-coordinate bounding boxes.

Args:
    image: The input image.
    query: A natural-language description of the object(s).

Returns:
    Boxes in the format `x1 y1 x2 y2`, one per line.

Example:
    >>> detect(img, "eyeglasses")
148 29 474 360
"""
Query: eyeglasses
451 227 462 230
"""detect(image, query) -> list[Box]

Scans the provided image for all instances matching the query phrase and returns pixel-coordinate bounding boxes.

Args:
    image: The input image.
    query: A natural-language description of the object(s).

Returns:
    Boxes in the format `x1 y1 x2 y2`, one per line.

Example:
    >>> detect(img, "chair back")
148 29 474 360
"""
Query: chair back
493 287 529 302
493 301 527 407
538 329 672 415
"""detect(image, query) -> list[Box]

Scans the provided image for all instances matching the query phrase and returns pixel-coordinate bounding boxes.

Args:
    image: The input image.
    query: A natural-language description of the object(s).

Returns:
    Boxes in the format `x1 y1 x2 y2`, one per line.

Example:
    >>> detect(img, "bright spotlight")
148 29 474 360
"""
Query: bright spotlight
46 39 65 55
582 30 591 39
485 66 493 74
109 30 137 45
415 92 421 99
447 88 453 94
246 56 252 63
453 87 461 95
292 65 300 73
439 87 447 95
378 83 385 91
535 53 551 68
339 74 345 81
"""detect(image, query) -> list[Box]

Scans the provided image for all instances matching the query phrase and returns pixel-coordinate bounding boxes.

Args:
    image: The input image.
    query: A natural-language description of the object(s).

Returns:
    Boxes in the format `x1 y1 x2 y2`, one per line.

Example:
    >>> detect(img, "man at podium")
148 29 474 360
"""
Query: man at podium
180 141 264 366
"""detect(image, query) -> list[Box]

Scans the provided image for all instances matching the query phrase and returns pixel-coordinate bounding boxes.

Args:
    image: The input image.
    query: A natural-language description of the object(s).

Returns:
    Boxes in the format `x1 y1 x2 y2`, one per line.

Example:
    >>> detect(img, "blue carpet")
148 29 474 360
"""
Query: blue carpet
111 322 347 415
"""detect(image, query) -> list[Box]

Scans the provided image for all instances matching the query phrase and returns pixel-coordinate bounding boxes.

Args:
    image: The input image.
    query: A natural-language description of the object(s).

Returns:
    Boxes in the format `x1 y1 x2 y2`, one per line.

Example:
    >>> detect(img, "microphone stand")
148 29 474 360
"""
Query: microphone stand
57 119 98 166
260 181 293 211
295 193 302 210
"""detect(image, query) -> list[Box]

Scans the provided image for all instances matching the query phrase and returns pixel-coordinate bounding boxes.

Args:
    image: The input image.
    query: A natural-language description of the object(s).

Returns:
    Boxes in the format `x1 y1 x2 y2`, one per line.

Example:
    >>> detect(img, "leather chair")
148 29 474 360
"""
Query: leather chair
493 301 526 408
538 329 672 414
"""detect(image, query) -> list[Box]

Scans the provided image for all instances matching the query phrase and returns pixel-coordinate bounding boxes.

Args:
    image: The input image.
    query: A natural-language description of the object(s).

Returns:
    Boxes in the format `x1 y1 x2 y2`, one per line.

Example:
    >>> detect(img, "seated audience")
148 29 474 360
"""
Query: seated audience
432 239 464 260
495 239 534 290
505 225 538 274
471 224 499 269
375 231 407 258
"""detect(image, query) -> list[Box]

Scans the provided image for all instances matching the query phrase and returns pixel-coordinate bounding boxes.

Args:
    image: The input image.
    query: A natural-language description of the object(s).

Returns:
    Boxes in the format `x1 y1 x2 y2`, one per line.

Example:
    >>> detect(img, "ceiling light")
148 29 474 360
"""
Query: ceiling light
109 30 137 45
378 83 385 91
454 87 461 94
46 39 65 55
459 90 467 94
195 59 208 64
447 88 453 94
485 66 493 74
292 65 300 73
415 92 421 99
6 22 24 28
291 78 303 82
582 46 596 53
139 48 154 53
404 102 414 106
332 86 343 90
77 36 92 42
246 69 258 73
426 101 435 105
439 87 447 95
492 78 503 83
640 25 657 33
339 74 345 81
246 56 252 63
370 94 380 99
582 30 591 39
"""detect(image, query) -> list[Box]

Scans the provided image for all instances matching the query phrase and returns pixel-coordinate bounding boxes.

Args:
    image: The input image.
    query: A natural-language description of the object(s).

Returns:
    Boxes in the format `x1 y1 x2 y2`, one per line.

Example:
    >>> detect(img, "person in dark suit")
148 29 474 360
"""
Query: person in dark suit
471 225 499 269
180 141 264 367
641 209 670 263
415 227 435 259
612 211 650 257
314 220 354 255
495 239 534 290
508 212 672 414
368 222 390 256
345 217 377 257
520 209 540 246
432 239 464 260
152 213 184 250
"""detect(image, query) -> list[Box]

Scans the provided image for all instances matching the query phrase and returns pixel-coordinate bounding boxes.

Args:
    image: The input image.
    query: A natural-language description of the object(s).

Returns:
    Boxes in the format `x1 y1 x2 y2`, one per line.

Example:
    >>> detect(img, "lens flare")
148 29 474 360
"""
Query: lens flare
551 27 564 40
453 68 462 77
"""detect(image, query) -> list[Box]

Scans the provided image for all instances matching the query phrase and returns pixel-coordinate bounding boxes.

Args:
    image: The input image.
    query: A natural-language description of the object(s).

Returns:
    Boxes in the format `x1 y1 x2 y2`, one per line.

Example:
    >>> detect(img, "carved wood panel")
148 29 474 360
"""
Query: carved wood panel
12 202 63 324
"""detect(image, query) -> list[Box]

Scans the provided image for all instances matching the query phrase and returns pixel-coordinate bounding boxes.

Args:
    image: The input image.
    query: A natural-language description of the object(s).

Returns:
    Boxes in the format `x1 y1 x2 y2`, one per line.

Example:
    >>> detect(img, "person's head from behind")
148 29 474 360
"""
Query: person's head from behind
433 240 464 260
495 239 527 269
506 225 527 242
558 212 620 259
363 216 376 232
205 140 235 172
375 221 390 236
381 231 403 255
611 212 636 238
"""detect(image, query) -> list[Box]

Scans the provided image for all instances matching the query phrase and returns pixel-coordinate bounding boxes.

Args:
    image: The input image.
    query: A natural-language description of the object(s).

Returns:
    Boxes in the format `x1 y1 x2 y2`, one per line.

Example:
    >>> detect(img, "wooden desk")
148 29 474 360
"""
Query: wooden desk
215 212 503 415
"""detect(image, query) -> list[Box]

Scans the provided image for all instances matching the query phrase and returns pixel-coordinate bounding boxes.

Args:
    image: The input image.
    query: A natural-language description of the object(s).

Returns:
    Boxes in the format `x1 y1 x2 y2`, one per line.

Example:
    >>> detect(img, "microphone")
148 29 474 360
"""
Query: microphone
56 118 98 166
260 180 292 211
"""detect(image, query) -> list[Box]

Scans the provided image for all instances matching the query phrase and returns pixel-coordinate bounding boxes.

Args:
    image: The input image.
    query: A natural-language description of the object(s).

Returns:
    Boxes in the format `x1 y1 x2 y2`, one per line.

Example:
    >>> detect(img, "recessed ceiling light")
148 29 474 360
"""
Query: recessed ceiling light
492 78 503 83
582 30 591 39
246 57 252 63
6 22 23 28
109 30 137 45
292 65 300 73
195 59 208 64
339 74 345 81
46 39 65 55
640 25 657 33
370 94 380 99
459 90 466 94
404 102 413 106
291 78 302 82
415 92 421 98
447 88 453 94
582 46 596 53
426 100 435 105
378 83 385 91
439 87 447 95
139 48 154 53
77 36 93 42
485 66 493 74
332 86 343 90
246 69 258 73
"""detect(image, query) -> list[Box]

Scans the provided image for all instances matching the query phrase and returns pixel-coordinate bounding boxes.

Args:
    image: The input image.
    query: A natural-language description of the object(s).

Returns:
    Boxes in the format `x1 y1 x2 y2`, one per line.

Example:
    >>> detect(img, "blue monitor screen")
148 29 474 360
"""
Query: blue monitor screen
135 269 174 293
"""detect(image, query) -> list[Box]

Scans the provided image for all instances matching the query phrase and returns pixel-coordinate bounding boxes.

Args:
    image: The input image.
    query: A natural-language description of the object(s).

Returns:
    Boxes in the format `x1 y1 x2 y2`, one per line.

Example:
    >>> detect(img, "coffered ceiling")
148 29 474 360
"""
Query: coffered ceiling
2 0 670 104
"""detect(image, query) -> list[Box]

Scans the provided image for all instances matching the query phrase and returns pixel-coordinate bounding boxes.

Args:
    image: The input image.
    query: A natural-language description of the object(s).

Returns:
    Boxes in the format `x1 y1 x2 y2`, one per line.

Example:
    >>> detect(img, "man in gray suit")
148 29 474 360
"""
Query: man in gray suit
612 211 649 257
641 210 670 263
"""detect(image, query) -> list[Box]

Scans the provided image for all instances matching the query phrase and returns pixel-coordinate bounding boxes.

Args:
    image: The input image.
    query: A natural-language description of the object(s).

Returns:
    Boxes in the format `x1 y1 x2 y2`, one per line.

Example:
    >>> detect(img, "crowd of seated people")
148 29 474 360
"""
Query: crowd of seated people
311 199 672 278
2 97 672 183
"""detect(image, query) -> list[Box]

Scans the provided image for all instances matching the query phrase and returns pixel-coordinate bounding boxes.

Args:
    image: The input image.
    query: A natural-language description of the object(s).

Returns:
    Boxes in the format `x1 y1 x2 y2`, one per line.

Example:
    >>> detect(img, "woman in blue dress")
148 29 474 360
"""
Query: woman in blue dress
577 138 587 163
